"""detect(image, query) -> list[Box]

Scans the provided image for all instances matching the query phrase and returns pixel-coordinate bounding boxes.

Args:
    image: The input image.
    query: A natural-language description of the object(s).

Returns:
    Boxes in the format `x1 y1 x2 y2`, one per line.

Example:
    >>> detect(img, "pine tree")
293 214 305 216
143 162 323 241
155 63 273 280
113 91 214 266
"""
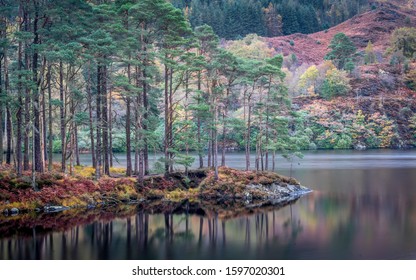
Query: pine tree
325 33 357 70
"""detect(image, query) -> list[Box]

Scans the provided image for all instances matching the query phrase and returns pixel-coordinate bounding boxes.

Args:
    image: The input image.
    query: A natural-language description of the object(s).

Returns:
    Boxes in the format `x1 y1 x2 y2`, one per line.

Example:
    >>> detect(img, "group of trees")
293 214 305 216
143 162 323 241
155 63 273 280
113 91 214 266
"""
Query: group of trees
1 0 415 190
0 0 296 187
170 0 370 39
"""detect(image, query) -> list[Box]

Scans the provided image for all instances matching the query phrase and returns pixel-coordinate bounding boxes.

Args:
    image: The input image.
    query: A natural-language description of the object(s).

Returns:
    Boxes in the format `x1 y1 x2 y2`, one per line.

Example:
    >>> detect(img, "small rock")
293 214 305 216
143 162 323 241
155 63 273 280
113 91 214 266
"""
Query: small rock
35 208 41 212
44 205 69 213
3 209 9 215
10 208 19 215
354 142 367 150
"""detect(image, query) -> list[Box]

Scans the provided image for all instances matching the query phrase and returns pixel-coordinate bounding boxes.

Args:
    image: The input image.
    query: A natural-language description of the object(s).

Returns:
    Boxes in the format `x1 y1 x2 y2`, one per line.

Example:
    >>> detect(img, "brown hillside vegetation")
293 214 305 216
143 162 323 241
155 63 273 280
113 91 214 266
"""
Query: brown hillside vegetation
266 0 416 65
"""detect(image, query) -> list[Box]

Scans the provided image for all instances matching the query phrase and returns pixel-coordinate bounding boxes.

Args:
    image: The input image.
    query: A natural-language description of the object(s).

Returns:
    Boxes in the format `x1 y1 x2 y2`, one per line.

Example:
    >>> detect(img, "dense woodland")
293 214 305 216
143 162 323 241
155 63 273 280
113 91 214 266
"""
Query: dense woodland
0 0 415 187
171 0 370 39
0 0 294 183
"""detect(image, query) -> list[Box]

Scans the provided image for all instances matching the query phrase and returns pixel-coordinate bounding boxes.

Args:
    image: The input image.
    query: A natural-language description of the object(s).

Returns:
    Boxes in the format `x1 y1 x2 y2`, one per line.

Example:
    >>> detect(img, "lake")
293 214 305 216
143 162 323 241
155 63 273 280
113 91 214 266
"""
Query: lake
1 149 416 259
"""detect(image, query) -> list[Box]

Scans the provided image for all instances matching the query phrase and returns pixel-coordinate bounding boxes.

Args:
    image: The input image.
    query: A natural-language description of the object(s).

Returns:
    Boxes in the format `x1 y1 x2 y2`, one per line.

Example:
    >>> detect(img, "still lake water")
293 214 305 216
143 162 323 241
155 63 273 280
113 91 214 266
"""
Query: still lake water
2 149 416 259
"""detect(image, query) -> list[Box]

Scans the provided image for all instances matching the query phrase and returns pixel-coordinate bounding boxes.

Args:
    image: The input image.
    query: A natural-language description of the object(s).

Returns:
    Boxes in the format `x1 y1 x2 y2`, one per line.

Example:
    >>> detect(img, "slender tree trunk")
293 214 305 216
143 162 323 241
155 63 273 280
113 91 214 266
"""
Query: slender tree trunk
221 87 230 167
134 100 139 175
86 64 96 168
169 68 174 173
16 29 23 175
184 71 189 174
32 2 43 173
214 102 218 180
41 58 47 165
221 110 226 167
136 66 144 183
23 15 30 171
197 71 203 168
59 60 66 173
141 36 149 175
75 121 80 166
6 106 12 165
124 13 132 177
69 98 75 176
95 64 102 180
265 77 271 170
164 61 169 175
47 63 53 171
102 65 109 176
245 93 252 171
126 63 132 177
108 85 113 168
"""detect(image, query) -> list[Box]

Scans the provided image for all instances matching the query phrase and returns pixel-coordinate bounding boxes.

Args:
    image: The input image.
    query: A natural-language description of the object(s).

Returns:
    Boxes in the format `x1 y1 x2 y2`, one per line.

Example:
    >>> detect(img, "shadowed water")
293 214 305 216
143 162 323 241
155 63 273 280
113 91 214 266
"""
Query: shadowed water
2 149 416 259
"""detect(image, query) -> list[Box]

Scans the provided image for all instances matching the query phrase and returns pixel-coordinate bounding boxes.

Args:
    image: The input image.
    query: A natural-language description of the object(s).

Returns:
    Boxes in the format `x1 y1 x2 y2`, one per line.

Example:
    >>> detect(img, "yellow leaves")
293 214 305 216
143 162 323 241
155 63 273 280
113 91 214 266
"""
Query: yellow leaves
299 65 319 90
74 166 95 179
109 167 126 176
227 34 274 60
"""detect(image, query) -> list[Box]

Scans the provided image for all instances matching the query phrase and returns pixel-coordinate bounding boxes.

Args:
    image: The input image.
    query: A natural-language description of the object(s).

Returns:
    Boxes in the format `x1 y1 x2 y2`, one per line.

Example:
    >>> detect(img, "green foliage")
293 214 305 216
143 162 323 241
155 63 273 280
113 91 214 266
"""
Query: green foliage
324 33 357 70
364 41 376 64
344 60 355 74
404 69 416 90
387 27 416 59
173 0 369 39
321 68 351 99
299 65 319 94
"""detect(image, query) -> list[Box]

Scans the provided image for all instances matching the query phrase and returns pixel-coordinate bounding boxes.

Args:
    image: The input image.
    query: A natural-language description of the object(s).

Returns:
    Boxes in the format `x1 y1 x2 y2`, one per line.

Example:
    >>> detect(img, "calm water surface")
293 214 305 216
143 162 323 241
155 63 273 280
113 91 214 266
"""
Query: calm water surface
2 149 416 259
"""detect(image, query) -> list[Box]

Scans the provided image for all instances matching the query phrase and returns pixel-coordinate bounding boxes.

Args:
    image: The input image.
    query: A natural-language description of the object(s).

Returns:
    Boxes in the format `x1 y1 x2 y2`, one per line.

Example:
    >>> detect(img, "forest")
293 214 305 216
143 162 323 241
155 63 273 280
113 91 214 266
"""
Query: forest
171 0 370 39
0 0 299 182
1 0 416 186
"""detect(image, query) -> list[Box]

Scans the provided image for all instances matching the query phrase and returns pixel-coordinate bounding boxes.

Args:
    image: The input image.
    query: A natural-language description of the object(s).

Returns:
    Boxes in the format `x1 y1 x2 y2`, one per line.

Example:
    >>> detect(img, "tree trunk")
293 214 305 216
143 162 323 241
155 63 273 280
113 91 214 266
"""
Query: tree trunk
47 63 53 171
95 64 102 180
86 64 96 169
102 65 109 176
245 93 252 171
126 63 132 177
213 103 219 180
59 60 66 173
136 66 144 183
108 85 113 168
141 36 149 175
124 14 132 177
32 2 43 173
23 12 30 171
164 61 169 175
16 27 23 175
168 67 174 173
197 71 203 168
42 59 48 166
221 87 230 167
6 107 12 165
75 121 80 166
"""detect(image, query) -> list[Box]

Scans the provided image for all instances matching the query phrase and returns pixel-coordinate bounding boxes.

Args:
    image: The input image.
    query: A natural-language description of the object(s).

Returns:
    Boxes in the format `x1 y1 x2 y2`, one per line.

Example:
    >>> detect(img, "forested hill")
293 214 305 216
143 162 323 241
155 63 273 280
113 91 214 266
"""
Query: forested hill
170 0 370 39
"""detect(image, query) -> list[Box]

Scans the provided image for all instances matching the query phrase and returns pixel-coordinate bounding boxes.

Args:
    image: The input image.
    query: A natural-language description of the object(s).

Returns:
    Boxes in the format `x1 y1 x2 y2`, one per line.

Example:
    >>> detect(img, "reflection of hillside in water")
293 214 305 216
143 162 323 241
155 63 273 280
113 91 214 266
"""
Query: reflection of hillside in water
2 186 416 259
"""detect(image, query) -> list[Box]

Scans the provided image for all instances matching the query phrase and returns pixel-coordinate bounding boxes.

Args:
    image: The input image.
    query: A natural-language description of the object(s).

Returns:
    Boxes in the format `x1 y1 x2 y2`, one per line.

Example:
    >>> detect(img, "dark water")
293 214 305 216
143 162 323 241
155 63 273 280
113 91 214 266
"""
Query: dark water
2 149 416 260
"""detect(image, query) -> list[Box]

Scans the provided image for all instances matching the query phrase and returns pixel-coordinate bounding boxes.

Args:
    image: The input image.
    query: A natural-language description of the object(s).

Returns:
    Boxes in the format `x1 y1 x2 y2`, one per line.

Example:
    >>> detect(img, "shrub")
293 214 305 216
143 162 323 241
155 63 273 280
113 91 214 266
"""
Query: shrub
320 68 351 99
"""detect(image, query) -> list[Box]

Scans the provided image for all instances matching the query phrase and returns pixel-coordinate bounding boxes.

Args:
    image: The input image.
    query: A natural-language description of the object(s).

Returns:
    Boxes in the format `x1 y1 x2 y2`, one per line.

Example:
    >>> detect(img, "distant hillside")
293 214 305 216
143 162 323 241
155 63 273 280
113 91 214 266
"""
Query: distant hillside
266 0 416 65
171 0 371 39
265 0 416 149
